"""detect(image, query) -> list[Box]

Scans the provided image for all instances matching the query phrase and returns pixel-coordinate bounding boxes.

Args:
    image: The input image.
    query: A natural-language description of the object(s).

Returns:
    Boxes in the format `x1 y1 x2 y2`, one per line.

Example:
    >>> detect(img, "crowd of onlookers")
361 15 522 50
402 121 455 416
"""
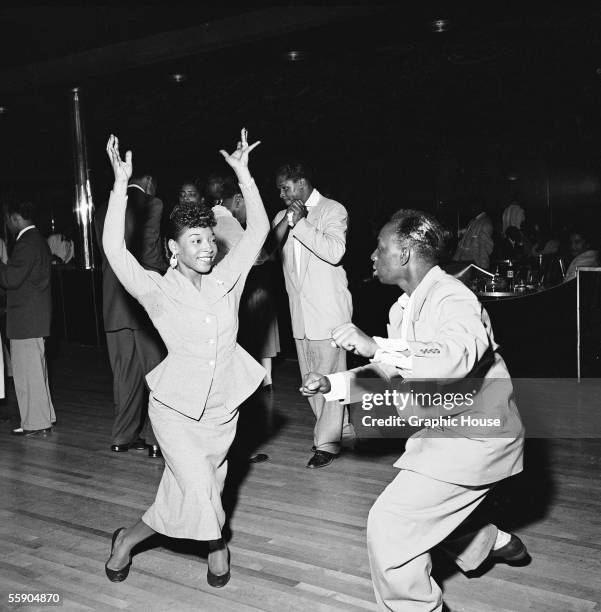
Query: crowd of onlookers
451 199 599 283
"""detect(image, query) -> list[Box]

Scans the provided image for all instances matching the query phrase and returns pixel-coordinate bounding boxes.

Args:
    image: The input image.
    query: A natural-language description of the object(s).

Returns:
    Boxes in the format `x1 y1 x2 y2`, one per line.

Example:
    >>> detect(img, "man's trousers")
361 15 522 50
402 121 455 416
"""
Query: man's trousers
367 469 498 611
11 337 55 431
295 338 354 454
106 327 165 446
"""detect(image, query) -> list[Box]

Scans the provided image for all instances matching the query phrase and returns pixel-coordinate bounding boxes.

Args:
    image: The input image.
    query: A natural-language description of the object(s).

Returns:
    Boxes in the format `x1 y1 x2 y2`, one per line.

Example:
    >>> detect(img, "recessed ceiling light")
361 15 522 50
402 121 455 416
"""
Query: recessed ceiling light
285 51 306 62
170 73 186 83
431 19 450 33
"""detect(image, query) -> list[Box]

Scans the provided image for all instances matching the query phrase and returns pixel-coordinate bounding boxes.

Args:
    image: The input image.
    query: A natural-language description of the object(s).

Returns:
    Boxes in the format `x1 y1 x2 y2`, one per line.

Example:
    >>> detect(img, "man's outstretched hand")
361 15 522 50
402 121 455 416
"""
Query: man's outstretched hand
300 372 331 396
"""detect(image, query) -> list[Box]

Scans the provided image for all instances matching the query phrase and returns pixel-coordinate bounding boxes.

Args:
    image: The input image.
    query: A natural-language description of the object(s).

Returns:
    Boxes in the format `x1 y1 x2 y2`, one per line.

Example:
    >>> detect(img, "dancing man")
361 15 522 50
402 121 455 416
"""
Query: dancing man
302 209 527 611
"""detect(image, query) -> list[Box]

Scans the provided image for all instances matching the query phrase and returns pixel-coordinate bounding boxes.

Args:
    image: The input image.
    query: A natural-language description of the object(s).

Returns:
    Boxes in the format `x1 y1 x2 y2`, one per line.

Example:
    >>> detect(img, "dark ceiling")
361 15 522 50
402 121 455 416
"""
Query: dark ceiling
2 4 601 232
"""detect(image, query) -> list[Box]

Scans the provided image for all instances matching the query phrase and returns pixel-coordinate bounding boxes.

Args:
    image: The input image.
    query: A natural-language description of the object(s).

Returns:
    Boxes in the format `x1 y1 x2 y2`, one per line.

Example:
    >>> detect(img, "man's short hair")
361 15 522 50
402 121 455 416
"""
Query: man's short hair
389 209 445 263
7 200 37 223
276 161 314 185
220 175 242 200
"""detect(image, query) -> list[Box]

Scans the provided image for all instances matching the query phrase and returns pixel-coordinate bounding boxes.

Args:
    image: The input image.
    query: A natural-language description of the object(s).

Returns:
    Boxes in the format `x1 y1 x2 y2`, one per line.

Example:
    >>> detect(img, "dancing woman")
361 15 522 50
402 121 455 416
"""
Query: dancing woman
103 128 268 587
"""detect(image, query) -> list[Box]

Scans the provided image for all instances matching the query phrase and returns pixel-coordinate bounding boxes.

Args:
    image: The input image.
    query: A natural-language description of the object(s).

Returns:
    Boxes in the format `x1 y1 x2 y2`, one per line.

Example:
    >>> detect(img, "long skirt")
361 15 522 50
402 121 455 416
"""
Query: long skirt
142 390 238 540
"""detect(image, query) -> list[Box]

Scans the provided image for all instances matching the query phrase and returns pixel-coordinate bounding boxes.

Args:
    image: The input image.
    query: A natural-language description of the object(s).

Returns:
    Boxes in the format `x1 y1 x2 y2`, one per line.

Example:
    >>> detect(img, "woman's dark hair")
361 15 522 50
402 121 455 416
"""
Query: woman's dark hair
167 202 216 240
179 179 201 191
389 209 446 263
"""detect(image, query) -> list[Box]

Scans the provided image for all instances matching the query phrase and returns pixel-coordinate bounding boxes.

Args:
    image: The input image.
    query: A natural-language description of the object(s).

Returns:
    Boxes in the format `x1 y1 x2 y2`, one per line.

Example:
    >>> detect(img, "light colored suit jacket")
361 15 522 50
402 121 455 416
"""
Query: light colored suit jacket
212 205 245 264
453 213 494 270
330 266 524 486
103 179 269 420
273 192 352 340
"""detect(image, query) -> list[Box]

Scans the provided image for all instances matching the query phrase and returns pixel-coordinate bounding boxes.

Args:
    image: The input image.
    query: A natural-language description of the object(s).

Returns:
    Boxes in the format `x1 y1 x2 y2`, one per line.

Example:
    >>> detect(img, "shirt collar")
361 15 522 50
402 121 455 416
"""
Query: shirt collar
304 188 321 208
397 265 444 309
128 184 146 194
17 225 36 241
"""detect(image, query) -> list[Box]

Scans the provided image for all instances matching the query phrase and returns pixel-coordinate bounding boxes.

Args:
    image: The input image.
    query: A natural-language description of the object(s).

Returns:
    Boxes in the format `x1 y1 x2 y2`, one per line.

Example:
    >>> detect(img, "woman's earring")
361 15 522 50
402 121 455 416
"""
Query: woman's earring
170 252 178 268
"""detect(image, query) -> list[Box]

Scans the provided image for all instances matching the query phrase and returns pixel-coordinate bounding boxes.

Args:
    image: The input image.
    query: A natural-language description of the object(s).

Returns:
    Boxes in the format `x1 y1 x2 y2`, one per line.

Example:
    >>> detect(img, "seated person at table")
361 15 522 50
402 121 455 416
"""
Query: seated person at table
564 228 599 281
494 226 530 261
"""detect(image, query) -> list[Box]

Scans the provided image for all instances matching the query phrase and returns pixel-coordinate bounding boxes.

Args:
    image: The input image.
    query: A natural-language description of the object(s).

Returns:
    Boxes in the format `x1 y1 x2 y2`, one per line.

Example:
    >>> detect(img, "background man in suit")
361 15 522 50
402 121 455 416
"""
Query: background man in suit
271 162 353 469
95 173 167 457
453 198 494 270
302 209 527 611
0 200 55 436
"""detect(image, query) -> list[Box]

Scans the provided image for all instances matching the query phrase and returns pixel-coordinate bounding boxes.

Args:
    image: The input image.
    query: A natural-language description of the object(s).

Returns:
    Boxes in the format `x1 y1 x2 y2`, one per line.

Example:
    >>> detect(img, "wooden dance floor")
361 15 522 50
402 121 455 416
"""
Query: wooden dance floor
1 344 600 611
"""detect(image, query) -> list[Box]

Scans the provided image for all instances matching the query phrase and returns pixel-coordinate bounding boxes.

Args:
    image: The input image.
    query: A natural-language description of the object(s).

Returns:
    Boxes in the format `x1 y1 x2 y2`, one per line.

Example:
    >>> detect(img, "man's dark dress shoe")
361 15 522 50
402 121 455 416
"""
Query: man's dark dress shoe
111 444 129 452
130 438 147 451
105 527 132 582
306 450 338 469
489 534 529 563
207 548 231 588
12 427 52 437
148 445 162 458
111 438 147 453
249 453 269 463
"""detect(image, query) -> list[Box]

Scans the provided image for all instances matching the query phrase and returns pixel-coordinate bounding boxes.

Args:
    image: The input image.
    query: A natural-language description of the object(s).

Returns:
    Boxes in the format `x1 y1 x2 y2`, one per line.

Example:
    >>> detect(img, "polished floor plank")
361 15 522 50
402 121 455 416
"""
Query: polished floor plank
1 345 600 610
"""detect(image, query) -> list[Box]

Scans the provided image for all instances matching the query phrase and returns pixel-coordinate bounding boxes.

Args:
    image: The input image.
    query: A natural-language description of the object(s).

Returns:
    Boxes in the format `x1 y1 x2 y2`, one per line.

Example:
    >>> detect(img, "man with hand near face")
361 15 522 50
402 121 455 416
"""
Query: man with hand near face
270 162 353 469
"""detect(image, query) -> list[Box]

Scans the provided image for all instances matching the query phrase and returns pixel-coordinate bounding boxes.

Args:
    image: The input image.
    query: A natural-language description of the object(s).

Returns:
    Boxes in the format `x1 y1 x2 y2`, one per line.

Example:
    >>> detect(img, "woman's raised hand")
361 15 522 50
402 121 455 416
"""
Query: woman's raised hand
106 135 132 184
219 128 260 172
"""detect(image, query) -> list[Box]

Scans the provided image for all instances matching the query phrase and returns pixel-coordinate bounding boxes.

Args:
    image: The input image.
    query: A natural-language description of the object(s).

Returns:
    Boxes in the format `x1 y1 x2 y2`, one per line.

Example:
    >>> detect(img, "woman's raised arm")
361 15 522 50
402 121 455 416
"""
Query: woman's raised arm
217 128 269 278
102 135 154 299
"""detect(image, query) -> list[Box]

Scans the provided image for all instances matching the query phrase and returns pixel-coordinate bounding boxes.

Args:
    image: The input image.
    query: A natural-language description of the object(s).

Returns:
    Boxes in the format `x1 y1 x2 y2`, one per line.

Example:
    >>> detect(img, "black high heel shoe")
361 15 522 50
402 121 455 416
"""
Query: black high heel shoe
207 546 231 588
105 527 132 582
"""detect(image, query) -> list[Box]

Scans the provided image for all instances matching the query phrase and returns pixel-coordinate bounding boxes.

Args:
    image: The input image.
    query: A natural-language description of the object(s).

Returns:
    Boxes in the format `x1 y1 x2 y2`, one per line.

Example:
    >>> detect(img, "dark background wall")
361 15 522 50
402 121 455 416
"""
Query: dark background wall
2 4 601 278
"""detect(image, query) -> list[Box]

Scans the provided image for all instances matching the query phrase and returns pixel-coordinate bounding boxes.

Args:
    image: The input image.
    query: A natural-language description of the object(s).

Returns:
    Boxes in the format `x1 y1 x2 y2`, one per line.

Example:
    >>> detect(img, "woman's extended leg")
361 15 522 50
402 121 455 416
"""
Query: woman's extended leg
106 519 156 571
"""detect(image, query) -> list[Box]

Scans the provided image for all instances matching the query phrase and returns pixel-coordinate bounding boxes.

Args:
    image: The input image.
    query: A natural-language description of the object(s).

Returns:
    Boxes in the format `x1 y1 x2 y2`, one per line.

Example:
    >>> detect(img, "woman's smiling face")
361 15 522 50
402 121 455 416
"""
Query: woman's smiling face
170 226 217 274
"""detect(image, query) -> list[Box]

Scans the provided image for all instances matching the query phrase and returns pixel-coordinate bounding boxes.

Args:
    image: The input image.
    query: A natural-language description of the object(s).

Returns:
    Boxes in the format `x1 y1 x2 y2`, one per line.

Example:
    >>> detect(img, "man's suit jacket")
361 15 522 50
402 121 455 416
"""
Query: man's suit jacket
0 227 52 339
273 192 352 340
332 266 524 487
95 186 167 332
453 213 494 270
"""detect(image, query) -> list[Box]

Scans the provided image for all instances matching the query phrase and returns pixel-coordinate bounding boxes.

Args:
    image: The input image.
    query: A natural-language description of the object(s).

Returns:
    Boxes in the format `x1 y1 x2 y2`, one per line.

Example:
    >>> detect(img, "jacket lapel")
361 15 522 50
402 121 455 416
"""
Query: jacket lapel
405 266 445 340
297 199 323 288
283 228 300 291
164 268 213 311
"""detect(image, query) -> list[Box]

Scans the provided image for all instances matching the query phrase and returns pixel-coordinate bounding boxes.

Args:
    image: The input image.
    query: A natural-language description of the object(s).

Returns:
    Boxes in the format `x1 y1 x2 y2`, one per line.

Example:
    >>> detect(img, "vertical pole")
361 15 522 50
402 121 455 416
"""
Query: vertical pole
70 87 95 270
577 269 581 381
545 174 552 230
70 87 102 346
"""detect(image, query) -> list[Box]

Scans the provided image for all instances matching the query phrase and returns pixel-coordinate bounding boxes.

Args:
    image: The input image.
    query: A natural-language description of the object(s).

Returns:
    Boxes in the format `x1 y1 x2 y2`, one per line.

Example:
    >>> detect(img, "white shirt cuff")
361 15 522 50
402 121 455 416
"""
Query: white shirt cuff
373 336 410 352
322 372 348 402
371 337 414 371
371 350 413 371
